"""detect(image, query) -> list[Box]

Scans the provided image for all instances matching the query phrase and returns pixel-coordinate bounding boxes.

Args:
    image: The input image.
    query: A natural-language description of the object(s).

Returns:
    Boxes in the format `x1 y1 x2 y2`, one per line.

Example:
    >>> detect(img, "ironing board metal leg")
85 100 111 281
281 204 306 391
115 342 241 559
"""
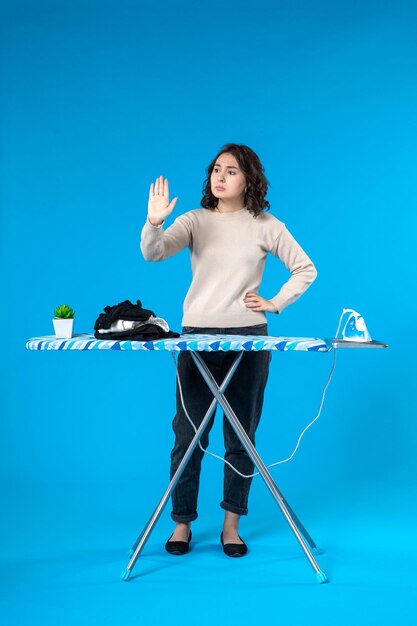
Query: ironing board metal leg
122 351 244 580
190 351 327 582
280 497 322 553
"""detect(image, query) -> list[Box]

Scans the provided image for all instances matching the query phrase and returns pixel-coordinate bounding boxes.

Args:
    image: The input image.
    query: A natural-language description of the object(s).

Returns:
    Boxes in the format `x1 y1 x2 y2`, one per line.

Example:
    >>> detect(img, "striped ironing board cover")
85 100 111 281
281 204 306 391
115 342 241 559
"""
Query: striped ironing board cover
25 333 332 352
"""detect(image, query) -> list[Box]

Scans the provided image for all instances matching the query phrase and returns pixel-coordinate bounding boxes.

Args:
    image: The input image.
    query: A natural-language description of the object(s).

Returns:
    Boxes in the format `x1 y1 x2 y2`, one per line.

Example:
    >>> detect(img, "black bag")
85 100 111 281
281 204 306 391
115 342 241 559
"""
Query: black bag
93 299 180 340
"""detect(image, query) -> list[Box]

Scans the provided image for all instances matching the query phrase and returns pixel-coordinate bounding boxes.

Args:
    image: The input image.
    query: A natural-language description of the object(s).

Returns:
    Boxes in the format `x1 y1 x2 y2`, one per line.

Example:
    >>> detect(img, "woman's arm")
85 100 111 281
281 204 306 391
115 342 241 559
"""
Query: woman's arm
140 213 192 261
268 224 318 314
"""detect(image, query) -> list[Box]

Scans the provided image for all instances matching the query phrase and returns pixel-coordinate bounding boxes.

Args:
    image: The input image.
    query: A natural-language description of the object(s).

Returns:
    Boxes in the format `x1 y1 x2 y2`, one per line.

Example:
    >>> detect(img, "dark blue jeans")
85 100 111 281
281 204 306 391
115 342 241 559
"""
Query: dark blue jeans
170 324 271 522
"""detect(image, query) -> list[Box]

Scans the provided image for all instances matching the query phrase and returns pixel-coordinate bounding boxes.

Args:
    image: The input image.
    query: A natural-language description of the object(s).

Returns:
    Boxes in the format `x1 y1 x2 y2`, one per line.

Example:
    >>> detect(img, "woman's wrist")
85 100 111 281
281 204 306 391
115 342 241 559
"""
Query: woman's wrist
147 215 164 227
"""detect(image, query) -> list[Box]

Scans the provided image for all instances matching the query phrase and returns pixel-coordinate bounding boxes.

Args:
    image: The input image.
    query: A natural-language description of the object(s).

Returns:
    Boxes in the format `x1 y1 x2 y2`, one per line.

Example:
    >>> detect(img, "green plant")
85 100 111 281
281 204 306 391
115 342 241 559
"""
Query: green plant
53 304 75 319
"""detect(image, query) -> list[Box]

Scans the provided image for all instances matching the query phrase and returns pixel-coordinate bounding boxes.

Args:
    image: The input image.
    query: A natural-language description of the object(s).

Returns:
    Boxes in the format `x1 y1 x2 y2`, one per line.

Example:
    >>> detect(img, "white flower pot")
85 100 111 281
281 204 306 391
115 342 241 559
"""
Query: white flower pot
53 318 74 338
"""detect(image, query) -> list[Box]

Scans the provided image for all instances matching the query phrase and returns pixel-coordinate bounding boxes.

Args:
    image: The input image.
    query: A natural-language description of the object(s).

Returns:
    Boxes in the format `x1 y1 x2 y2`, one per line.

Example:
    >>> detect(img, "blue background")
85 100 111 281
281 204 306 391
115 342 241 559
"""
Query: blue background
1 0 416 624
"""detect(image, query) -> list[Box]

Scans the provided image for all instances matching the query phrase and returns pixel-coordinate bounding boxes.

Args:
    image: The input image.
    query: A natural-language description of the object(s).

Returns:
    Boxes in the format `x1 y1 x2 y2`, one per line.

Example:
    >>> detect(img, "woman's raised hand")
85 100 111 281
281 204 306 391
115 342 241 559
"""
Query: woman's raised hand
148 176 178 226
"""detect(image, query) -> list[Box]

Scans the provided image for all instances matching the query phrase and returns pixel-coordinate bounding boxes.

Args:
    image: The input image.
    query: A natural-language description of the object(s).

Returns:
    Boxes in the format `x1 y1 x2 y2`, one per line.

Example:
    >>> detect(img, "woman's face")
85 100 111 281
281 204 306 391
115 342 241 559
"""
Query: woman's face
210 152 246 202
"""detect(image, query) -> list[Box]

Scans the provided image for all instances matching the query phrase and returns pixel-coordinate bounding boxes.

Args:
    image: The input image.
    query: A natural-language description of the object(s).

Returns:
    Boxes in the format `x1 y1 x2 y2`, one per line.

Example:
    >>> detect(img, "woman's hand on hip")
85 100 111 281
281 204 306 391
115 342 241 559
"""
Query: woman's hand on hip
148 176 178 226
243 292 277 313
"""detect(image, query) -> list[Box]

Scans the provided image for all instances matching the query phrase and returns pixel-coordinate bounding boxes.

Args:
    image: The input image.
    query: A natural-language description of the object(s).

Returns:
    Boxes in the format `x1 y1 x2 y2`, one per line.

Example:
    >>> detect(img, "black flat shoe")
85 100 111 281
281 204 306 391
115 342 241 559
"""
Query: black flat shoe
220 531 248 557
165 529 192 555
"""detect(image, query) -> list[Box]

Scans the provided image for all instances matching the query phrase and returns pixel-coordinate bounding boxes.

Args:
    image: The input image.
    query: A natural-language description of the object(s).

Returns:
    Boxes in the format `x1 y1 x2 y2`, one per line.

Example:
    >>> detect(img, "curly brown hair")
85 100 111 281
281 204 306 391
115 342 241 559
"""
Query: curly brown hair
200 143 271 218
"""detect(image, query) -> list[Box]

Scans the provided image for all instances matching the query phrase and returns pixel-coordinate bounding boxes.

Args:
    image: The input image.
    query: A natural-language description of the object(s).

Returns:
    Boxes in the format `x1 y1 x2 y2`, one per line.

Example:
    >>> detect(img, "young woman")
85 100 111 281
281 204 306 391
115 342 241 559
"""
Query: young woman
140 143 317 557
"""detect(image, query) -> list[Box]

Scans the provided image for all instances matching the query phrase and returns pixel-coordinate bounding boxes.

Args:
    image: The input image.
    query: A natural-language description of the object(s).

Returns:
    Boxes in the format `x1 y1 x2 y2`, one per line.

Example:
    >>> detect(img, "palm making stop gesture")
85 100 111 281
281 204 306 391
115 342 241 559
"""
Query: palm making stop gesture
148 176 179 227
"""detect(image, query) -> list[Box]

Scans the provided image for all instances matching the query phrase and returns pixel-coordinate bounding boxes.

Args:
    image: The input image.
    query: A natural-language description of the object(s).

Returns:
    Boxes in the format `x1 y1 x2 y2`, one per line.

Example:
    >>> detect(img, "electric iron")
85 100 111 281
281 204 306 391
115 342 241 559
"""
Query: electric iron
337 308 372 342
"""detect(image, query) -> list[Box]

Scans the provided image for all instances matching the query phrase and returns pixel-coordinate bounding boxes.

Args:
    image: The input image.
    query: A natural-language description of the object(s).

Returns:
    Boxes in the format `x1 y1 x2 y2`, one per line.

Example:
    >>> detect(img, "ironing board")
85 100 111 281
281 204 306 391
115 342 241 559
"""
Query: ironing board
25 332 388 584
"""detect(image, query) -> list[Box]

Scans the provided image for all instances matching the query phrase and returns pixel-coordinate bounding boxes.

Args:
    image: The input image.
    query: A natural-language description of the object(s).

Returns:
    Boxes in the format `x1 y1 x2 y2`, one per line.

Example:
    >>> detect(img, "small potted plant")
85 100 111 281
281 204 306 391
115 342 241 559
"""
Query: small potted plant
53 304 75 338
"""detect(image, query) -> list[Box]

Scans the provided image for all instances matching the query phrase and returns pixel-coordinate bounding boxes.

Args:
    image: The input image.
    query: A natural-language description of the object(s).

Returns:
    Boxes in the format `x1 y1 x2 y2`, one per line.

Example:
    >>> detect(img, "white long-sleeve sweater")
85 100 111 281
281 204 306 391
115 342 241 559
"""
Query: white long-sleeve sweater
140 207 318 328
